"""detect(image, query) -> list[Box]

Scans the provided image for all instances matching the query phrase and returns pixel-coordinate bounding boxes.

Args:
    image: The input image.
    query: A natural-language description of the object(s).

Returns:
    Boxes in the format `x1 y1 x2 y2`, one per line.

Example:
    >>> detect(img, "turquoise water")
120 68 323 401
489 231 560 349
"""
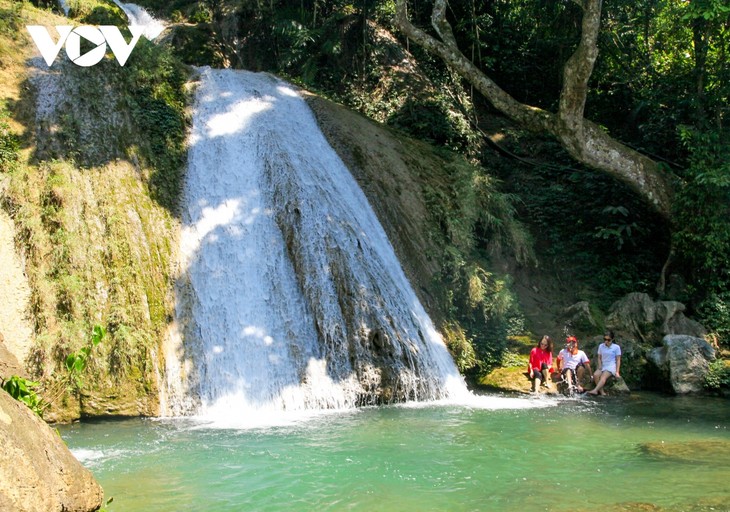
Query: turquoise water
59 393 730 511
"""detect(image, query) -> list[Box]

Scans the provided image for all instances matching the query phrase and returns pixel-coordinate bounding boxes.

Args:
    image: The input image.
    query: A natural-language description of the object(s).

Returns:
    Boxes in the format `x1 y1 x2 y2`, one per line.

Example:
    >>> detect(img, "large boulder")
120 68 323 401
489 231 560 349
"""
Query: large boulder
0 390 103 512
606 293 706 344
561 301 599 335
648 335 716 394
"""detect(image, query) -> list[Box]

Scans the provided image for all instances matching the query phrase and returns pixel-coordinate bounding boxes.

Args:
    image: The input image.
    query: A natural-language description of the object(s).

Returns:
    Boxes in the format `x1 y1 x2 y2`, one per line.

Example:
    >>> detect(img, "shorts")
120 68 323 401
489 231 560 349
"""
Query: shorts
561 368 579 384
600 370 617 381
529 364 549 380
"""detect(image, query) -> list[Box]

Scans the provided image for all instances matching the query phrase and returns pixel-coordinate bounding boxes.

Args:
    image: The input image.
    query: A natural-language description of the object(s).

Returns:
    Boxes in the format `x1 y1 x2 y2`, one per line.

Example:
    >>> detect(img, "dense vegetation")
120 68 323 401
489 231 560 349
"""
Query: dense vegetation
2 0 728 395
127 0 728 373
0 0 189 418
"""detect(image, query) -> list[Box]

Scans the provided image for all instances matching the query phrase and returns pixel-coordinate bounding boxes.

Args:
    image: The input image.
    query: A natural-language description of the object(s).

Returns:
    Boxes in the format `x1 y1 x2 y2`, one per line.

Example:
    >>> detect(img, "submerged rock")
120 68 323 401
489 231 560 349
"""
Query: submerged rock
0 390 103 512
639 440 730 464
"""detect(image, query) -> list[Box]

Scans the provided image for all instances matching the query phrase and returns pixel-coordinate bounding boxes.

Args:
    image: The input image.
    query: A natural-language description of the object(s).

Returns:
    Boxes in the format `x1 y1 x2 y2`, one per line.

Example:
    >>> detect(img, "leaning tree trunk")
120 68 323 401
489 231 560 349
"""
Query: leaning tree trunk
395 0 676 221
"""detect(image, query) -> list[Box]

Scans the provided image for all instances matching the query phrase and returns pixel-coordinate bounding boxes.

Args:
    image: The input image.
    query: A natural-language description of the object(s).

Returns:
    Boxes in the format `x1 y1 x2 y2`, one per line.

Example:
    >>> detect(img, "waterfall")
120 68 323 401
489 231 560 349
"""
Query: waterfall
111 1 165 40
57 0 69 16
163 68 469 421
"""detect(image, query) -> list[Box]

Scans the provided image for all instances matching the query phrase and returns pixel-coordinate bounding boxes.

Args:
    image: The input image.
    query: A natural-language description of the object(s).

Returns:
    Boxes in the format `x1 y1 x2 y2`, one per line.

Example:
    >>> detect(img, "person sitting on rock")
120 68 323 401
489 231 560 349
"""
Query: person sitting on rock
527 335 554 393
556 336 592 393
589 330 622 396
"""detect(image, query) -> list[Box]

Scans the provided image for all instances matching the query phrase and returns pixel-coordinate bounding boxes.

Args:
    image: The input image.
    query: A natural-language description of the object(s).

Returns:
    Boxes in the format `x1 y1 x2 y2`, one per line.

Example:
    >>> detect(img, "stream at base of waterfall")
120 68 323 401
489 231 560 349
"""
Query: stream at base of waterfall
61 393 730 512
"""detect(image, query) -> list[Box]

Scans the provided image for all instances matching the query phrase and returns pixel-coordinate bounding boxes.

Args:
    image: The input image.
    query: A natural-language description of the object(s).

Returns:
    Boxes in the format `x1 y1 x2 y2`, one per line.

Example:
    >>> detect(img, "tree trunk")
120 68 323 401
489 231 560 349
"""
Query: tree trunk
395 0 675 220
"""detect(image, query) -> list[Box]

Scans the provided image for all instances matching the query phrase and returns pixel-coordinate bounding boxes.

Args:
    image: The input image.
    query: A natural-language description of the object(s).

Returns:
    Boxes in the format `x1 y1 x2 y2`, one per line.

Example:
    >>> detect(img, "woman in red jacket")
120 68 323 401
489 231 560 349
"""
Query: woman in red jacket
527 335 554 392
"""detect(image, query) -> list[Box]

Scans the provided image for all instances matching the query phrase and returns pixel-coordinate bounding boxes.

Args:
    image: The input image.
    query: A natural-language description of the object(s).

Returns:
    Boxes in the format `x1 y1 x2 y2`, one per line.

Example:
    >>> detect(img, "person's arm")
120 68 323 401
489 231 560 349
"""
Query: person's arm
596 350 603 372
615 355 621 377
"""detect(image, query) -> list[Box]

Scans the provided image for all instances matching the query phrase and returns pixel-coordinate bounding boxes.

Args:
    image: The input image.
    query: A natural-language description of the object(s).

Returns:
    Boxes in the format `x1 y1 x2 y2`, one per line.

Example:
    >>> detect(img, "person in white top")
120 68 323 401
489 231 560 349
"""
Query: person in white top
589 330 622 396
556 336 592 393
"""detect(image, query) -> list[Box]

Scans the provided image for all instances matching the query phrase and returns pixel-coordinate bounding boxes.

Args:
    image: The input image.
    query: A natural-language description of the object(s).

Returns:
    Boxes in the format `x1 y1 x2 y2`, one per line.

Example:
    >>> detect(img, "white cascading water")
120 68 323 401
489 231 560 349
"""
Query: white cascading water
57 0 70 16
163 68 470 422
112 1 166 40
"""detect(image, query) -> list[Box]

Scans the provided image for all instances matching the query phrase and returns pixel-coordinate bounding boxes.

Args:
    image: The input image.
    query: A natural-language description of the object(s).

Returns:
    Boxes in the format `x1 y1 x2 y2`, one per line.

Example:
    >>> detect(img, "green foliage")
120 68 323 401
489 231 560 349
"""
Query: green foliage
703 359 730 392
500 350 526 369
442 322 477 373
681 0 730 23
64 324 105 388
591 0 730 157
444 0 581 111
76 3 126 25
495 138 669 309
673 127 730 336
120 41 189 210
419 155 531 375
189 2 212 23
39 324 105 414
1 376 43 415
593 206 643 250
2 326 105 417
698 295 730 346
0 104 19 170
0 2 23 56
389 97 477 153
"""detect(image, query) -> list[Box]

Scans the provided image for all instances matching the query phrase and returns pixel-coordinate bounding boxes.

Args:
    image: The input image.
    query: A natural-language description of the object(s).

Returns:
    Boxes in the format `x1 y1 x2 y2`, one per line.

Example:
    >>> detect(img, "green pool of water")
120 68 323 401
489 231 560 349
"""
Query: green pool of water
59 393 730 511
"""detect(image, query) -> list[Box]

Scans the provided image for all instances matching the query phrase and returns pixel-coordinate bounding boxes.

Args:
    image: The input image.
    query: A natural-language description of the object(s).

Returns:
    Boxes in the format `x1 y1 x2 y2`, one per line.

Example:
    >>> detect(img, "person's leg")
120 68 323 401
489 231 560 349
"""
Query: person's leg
565 369 575 394
541 368 551 389
530 370 541 392
575 365 585 392
540 363 551 389
589 371 611 395
592 369 602 386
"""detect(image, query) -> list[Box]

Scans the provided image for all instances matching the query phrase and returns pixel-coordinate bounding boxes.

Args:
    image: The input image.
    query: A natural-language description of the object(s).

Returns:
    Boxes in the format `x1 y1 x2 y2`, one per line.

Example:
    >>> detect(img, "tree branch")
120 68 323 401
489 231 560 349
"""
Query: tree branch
395 0 555 133
558 0 602 127
395 0 674 219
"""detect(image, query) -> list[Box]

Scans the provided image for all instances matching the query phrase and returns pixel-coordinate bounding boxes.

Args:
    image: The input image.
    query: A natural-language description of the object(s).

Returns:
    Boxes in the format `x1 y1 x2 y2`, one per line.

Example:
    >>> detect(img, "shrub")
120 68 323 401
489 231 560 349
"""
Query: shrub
0 105 19 170
704 359 730 392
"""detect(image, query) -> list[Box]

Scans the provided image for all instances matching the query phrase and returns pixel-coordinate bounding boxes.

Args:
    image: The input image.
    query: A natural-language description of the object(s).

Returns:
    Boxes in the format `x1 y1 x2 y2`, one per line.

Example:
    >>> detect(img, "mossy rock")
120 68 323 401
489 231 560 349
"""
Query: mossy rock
506 335 535 356
479 366 558 394
638 440 730 465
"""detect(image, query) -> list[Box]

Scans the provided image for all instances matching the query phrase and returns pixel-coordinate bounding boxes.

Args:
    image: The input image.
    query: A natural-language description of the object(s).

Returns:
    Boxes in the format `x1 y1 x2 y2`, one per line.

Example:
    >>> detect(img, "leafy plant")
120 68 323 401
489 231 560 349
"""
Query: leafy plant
594 206 643 250
1 376 43 415
121 41 189 210
2 325 106 417
673 127 730 336
703 359 730 392
442 322 477 372
0 104 19 170
500 350 527 368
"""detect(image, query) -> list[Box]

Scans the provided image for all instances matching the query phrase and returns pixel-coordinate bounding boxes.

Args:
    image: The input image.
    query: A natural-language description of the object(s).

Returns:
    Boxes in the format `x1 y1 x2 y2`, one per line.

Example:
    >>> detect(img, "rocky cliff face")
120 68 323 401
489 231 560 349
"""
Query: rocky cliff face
1 51 181 420
3 35 467 418
0 390 103 511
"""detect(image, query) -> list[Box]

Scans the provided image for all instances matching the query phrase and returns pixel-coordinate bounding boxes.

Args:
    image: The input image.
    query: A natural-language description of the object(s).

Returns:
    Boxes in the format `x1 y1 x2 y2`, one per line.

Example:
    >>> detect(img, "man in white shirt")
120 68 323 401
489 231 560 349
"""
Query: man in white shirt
556 336 592 393
589 330 622 396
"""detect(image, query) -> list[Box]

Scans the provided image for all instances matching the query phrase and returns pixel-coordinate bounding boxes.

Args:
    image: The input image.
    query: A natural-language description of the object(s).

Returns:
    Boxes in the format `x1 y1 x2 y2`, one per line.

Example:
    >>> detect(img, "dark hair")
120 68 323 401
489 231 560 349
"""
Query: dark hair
603 330 614 341
537 335 553 353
